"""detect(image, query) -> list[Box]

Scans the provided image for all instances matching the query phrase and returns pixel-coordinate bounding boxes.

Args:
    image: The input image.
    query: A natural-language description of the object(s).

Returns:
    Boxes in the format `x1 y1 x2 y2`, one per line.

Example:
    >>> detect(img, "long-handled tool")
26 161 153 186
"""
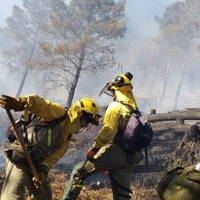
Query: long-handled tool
5 109 46 197
132 164 165 173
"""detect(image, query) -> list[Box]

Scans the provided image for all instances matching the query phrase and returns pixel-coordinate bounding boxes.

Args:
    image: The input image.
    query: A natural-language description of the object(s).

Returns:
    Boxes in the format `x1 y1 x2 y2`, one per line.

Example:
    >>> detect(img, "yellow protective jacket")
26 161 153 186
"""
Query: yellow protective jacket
93 89 137 148
24 94 82 169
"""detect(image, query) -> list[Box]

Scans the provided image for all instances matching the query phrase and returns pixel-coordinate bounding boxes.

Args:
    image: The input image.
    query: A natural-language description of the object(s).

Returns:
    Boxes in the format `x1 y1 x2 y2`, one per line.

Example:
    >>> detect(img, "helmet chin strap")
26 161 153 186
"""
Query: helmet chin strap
112 91 117 101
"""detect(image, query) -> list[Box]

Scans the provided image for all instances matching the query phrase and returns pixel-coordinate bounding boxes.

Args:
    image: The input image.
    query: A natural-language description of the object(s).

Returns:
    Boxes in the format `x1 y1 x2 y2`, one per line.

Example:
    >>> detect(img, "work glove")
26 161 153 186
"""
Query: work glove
33 164 49 188
133 151 144 164
86 147 100 162
32 171 47 188
0 94 27 111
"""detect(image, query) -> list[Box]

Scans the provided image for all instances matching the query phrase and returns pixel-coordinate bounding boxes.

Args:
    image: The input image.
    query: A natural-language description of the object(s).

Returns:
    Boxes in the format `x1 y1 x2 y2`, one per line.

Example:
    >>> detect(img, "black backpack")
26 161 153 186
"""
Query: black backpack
4 111 67 163
114 103 154 165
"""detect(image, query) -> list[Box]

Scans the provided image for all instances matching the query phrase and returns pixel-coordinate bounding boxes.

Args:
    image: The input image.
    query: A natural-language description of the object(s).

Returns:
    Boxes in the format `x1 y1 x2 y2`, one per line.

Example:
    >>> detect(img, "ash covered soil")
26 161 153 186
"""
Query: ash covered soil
0 108 200 198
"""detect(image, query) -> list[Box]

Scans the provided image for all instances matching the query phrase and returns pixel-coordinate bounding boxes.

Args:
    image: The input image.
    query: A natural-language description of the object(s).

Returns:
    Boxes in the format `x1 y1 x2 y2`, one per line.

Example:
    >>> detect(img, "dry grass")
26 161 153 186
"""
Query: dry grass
49 169 114 200
131 184 159 200
49 170 67 200
48 169 162 200
47 171 161 200
48 169 113 199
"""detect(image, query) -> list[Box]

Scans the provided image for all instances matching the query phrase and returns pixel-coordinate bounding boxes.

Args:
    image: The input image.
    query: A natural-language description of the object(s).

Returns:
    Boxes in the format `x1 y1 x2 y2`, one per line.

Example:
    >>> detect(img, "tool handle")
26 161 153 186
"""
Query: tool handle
5 109 46 196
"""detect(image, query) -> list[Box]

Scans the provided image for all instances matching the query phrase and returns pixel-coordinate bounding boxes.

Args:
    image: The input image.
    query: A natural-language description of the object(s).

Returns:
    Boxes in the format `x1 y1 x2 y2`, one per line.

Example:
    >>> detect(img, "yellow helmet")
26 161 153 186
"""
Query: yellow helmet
107 72 133 91
79 98 101 125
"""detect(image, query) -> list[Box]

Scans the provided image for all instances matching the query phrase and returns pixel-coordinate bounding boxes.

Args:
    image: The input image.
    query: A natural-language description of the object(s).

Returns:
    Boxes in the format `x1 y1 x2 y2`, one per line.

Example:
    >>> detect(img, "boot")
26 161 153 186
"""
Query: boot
64 176 84 200
62 162 88 200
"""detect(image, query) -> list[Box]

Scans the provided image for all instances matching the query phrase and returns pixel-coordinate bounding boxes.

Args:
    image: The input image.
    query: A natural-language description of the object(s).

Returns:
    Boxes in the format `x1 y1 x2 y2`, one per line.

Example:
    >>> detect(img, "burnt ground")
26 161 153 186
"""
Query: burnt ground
0 108 200 198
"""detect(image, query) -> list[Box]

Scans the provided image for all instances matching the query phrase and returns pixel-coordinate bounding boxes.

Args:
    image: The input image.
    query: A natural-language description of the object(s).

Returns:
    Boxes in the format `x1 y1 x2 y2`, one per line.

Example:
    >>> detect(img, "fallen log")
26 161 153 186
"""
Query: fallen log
146 114 200 123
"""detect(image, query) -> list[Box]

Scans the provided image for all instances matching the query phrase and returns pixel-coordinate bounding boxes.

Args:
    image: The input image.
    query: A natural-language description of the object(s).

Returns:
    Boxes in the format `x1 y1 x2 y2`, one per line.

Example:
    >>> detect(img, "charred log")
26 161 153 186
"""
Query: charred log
146 108 200 125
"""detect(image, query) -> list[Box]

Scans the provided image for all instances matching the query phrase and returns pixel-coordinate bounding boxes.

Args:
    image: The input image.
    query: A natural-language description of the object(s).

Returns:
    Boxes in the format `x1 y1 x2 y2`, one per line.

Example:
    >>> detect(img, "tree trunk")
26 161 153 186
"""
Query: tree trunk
173 56 187 110
15 42 35 98
160 46 172 105
15 67 29 98
66 50 85 107
148 64 157 96
137 54 145 87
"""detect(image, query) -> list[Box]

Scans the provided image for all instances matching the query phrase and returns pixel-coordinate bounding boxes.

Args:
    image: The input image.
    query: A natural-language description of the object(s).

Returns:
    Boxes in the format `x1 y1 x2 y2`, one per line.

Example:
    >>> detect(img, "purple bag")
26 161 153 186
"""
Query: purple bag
115 104 154 152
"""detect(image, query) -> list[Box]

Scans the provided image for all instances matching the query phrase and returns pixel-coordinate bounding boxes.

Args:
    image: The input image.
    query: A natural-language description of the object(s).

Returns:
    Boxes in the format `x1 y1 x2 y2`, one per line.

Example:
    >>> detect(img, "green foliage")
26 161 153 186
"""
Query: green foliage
40 0 126 106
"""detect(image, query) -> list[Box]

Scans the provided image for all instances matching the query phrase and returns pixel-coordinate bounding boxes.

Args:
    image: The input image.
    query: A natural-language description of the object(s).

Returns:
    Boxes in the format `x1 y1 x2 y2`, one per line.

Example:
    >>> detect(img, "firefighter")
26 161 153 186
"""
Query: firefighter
63 72 144 200
0 94 101 200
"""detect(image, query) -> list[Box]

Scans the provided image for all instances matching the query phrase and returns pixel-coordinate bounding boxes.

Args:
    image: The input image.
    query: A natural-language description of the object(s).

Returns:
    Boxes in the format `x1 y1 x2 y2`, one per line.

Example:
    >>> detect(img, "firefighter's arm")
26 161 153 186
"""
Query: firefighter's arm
0 94 65 120
26 94 65 121
93 103 119 148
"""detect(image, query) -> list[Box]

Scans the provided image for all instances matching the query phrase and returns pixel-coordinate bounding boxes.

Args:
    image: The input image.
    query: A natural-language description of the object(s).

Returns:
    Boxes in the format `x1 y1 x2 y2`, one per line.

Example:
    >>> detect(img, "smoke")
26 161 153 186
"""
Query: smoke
0 0 197 114
0 0 22 26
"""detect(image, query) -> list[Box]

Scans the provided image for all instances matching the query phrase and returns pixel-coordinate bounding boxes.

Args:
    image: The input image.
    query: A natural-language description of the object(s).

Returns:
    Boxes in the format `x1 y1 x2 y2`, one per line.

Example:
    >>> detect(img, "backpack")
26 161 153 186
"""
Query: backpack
114 103 154 165
157 165 200 200
3 111 67 164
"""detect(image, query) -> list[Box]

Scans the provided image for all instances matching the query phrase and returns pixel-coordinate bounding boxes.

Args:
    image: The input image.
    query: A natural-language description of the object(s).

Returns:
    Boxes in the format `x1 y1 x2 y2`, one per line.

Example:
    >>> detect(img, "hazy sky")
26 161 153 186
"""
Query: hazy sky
0 0 179 110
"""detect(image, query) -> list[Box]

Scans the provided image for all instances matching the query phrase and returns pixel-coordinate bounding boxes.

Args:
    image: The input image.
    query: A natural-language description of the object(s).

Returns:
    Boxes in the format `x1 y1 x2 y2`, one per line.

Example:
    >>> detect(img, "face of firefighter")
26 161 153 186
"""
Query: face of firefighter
80 111 91 128
80 111 100 128
80 117 89 128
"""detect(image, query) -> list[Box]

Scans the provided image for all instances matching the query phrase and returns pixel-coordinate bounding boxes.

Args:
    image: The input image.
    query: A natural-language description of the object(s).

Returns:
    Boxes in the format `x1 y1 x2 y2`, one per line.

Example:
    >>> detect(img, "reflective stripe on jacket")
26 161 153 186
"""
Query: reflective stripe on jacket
24 94 82 168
